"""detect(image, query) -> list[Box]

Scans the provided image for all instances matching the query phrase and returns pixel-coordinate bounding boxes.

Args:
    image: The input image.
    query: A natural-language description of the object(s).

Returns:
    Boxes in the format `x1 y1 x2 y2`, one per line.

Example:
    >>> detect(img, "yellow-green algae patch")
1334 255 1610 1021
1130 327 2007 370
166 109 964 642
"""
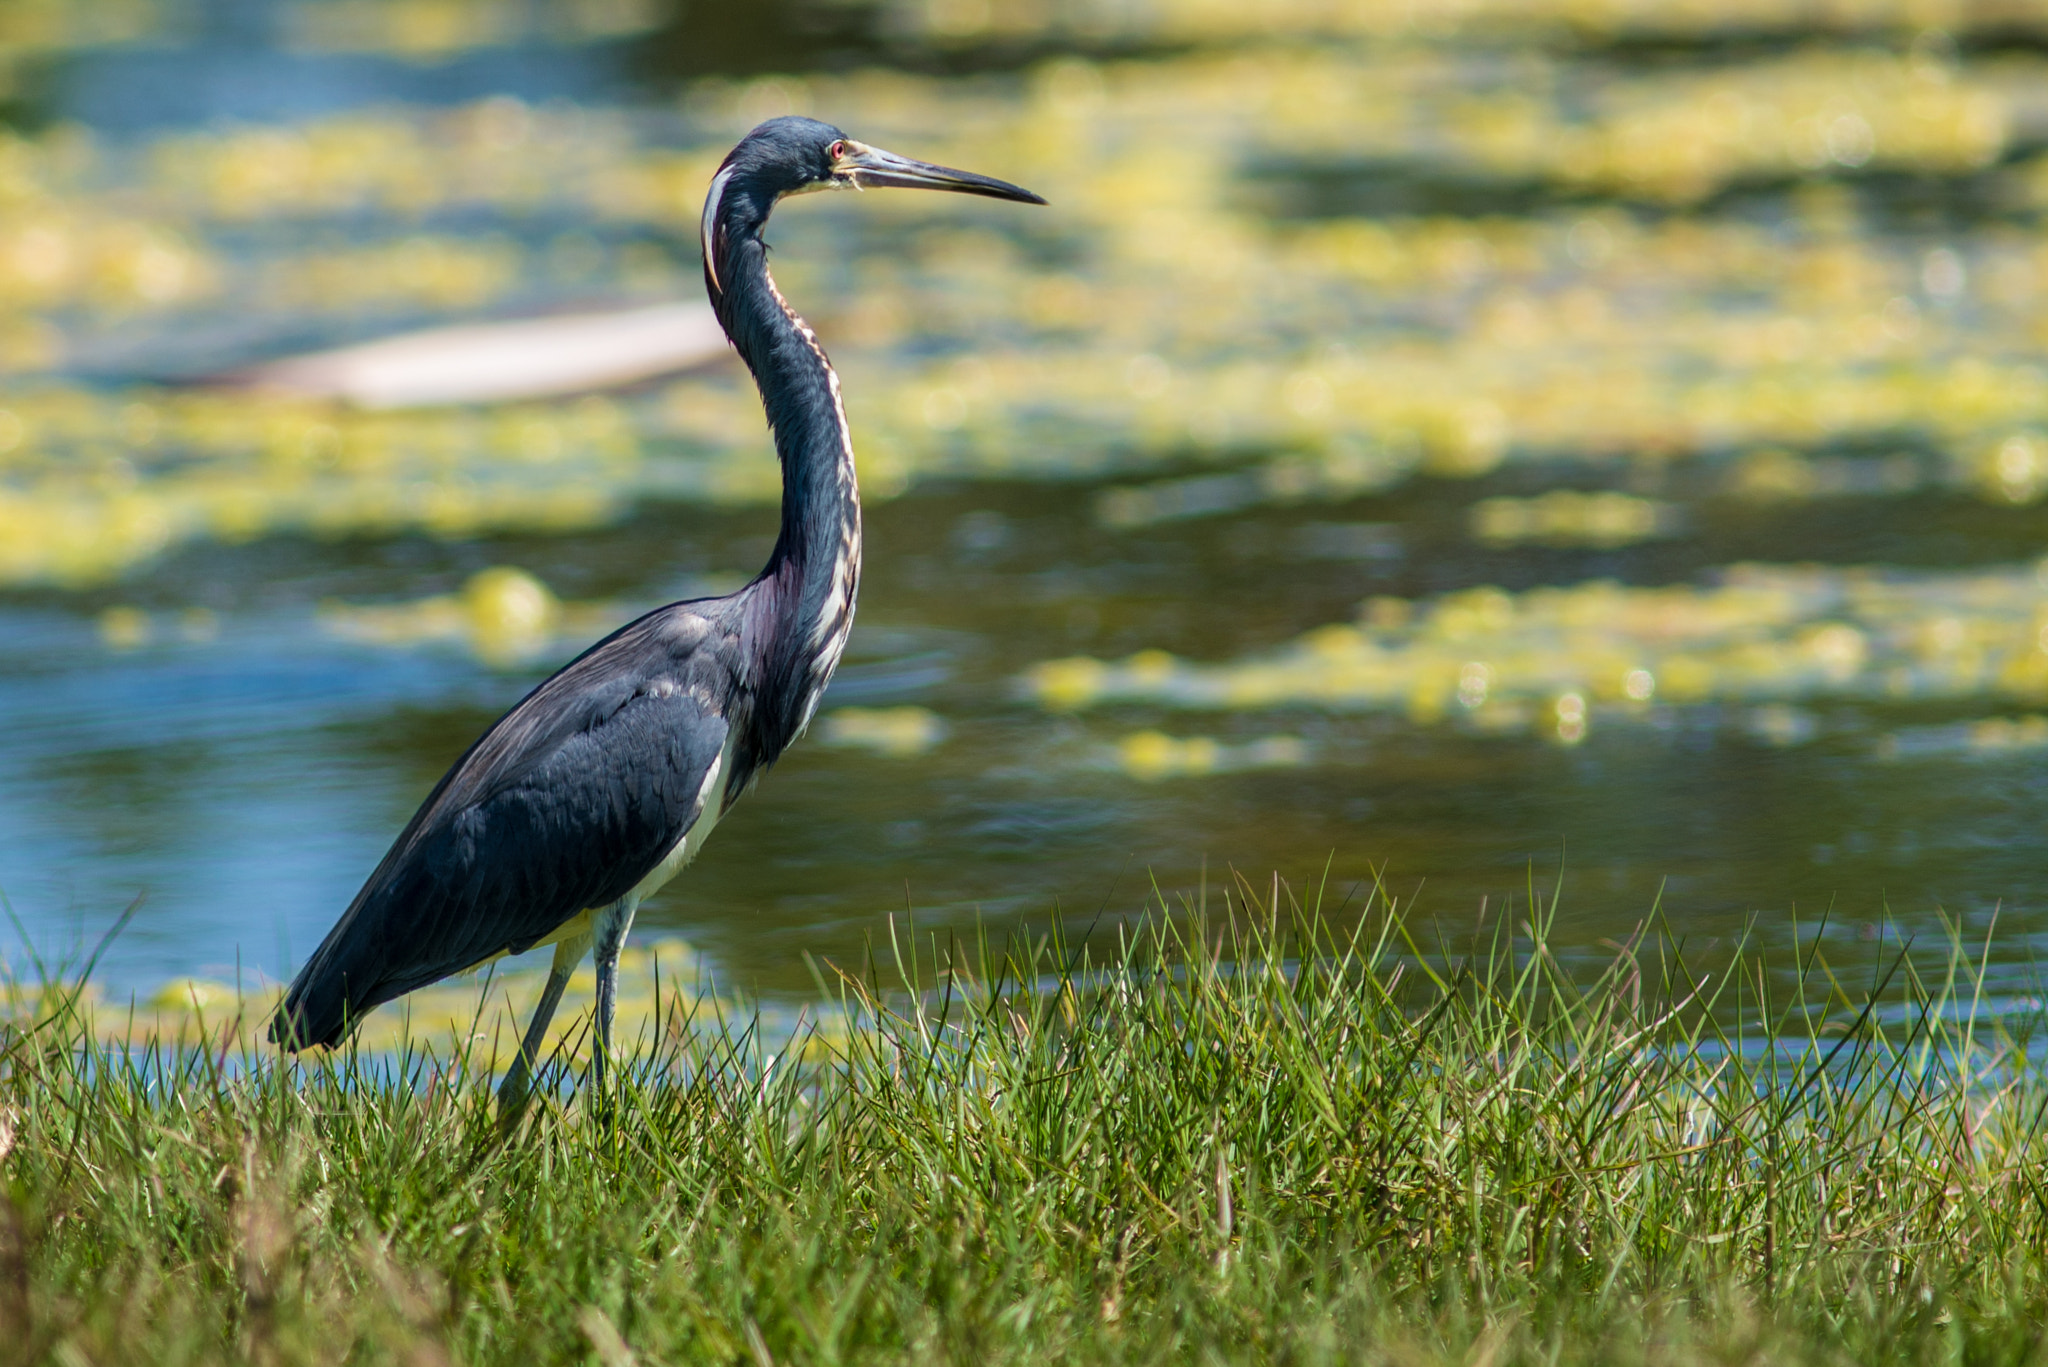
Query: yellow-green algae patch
40 936 767 1061
1470 491 1675 548
17 0 2048 71
1881 713 2048 759
1115 730 1309 781
278 0 668 58
0 388 640 586
873 0 2048 47
1029 561 2048 741
319 565 629 668
819 705 949 758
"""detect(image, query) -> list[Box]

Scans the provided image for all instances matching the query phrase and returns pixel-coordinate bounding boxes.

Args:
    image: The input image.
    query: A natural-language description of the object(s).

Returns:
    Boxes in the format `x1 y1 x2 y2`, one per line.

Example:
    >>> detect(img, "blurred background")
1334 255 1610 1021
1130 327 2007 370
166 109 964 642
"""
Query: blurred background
3 0 2047 1002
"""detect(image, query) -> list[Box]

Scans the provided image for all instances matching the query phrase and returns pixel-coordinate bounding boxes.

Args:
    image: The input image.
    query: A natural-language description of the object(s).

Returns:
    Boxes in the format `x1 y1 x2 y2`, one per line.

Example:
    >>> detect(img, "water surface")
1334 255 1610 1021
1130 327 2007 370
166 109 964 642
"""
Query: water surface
3 1 2046 1004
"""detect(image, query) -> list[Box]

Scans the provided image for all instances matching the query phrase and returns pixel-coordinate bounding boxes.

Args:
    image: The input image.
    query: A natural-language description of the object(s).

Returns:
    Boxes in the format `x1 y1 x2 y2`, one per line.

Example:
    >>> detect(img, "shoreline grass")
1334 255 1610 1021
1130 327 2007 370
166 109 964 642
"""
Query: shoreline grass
4 875 2048 1364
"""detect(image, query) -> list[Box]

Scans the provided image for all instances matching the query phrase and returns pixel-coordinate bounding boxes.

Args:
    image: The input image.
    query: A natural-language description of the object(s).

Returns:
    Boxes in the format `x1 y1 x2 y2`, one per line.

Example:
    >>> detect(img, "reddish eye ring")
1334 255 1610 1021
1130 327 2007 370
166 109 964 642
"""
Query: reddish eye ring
828 140 845 159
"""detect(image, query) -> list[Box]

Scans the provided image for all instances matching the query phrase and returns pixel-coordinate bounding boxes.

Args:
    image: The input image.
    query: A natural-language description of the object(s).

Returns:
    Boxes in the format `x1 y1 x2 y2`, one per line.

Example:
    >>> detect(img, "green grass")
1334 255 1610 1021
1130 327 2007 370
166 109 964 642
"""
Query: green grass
6 873 2048 1365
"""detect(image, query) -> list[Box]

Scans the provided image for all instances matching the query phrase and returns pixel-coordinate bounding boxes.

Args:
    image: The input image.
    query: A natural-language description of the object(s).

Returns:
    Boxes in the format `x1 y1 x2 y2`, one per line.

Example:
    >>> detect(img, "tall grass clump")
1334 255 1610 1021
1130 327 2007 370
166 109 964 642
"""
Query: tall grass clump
3 873 2048 1364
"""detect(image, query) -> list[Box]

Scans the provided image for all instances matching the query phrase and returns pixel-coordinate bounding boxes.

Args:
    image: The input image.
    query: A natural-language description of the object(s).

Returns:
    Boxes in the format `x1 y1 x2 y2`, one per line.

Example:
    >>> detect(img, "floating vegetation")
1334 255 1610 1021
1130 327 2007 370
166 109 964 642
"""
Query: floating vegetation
1094 444 1413 528
281 0 667 57
2 31 2047 583
1469 490 1676 548
0 0 158 81
1029 561 2048 743
1880 712 2048 759
1115 729 1308 781
819 705 948 757
1724 446 1930 502
0 388 644 587
141 102 714 226
1239 49 2023 204
877 0 2048 46
95 604 151 649
319 565 625 667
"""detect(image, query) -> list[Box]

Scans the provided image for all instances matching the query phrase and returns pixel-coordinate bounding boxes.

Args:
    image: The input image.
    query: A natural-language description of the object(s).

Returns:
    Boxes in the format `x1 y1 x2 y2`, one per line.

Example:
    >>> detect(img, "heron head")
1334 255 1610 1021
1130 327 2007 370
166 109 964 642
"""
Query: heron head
730 115 1046 206
703 118 1044 295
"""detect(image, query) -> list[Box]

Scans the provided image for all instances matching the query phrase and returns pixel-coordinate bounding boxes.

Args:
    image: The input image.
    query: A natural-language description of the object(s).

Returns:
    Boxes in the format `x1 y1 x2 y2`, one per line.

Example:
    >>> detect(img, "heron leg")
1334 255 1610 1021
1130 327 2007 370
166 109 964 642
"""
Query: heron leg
590 894 641 1113
496 927 594 1133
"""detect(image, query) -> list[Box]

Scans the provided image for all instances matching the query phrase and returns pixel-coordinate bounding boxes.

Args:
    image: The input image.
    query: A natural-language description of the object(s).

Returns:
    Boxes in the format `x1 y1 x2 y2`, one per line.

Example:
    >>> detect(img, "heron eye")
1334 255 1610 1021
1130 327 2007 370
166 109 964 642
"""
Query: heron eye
828 140 845 161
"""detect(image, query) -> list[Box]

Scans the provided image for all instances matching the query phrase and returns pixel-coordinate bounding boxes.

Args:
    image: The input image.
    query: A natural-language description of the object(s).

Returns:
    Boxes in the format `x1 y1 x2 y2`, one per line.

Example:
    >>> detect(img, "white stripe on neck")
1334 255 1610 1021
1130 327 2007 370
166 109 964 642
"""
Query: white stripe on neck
700 164 737 292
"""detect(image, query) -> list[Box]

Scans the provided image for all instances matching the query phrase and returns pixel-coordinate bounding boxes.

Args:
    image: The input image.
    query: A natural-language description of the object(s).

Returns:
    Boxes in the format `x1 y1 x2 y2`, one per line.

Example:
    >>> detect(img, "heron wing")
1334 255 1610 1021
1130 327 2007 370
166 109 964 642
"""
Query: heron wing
272 605 740 1048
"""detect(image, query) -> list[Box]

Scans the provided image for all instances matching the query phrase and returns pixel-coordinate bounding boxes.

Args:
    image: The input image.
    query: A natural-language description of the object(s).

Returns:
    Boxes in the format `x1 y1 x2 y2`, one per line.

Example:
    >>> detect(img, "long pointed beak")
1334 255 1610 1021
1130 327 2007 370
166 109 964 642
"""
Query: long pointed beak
840 144 1046 205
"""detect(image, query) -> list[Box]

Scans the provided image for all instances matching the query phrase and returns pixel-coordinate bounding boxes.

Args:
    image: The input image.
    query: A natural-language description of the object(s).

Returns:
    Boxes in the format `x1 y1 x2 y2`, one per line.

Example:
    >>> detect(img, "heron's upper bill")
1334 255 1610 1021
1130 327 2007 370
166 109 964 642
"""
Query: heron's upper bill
830 140 1046 205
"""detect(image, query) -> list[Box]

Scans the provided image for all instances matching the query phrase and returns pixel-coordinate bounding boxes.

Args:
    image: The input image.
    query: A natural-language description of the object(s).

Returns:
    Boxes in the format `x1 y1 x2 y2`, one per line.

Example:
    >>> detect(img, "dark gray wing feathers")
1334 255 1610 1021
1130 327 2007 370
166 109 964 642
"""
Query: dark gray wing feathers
271 605 738 1049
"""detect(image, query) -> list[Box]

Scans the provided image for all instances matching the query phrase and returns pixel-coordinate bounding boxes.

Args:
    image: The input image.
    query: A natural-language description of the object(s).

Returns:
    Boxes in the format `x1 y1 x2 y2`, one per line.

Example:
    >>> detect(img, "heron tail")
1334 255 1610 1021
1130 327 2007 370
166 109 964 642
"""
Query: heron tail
268 965 357 1051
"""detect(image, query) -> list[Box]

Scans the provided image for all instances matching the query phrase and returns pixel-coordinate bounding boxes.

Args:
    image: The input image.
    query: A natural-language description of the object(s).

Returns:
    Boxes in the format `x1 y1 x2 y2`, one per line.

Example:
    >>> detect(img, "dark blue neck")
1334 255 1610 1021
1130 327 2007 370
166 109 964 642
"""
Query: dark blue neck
709 206 862 766
712 227 860 562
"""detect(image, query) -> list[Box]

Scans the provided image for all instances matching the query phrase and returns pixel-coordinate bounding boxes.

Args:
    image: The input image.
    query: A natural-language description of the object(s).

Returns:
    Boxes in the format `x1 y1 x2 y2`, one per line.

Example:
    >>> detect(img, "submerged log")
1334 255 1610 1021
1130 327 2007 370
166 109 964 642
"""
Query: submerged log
226 301 729 408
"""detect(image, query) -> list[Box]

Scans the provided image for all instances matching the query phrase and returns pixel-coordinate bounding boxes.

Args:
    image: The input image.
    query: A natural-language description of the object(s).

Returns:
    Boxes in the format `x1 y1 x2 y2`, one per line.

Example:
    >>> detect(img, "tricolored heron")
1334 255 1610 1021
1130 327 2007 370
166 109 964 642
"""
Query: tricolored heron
269 117 1044 1123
